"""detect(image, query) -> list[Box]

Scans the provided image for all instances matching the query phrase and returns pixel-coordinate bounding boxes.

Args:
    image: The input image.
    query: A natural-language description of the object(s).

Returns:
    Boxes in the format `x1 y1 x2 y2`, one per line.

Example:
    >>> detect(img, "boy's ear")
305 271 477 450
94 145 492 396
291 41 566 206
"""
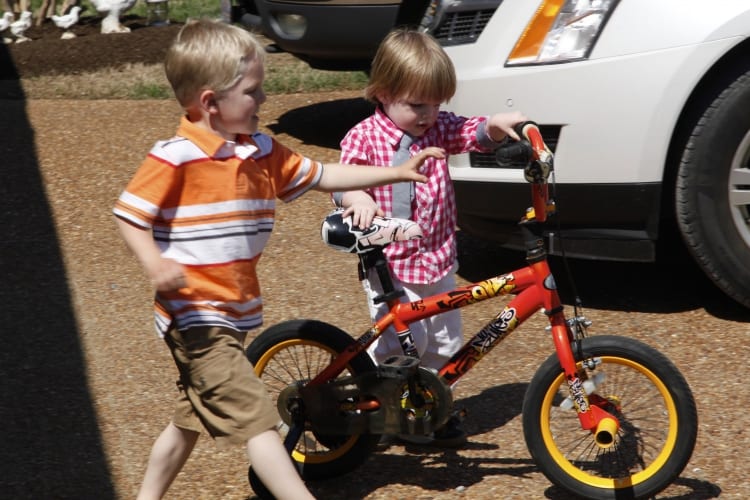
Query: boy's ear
199 89 220 113
375 91 390 105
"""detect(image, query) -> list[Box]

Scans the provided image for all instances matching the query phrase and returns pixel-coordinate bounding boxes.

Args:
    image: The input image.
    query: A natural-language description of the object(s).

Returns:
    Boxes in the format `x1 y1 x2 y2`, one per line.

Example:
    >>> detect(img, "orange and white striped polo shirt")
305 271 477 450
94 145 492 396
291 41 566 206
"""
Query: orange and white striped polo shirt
114 117 322 337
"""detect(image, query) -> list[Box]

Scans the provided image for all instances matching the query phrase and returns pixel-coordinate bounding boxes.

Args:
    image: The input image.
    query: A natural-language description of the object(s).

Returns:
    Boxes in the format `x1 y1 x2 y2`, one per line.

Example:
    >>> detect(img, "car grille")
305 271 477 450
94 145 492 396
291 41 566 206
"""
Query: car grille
469 125 561 169
433 9 496 46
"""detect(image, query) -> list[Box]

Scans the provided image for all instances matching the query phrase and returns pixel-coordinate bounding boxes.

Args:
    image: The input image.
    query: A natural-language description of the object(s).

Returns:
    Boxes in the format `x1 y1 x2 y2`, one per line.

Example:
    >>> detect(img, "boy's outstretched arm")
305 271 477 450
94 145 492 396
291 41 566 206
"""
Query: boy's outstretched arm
315 147 444 192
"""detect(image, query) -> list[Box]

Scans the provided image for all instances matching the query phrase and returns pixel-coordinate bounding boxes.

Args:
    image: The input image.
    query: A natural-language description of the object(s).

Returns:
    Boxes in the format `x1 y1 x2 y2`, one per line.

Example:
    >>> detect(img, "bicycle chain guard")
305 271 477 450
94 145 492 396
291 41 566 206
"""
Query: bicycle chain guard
296 355 453 436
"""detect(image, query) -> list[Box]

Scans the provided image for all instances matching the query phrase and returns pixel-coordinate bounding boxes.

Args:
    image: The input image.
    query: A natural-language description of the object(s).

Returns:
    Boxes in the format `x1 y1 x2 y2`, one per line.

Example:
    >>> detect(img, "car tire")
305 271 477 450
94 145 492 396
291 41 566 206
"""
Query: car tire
676 69 750 308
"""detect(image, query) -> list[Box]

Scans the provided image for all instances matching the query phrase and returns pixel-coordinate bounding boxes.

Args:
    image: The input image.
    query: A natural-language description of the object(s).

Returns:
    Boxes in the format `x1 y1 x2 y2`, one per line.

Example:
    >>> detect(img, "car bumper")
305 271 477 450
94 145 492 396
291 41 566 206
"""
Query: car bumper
453 179 662 262
235 1 400 64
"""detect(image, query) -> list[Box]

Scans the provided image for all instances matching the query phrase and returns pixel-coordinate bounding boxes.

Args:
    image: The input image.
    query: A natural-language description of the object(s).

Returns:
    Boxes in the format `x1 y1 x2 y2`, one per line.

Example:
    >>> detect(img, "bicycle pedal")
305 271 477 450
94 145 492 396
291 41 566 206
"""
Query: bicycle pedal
378 355 420 379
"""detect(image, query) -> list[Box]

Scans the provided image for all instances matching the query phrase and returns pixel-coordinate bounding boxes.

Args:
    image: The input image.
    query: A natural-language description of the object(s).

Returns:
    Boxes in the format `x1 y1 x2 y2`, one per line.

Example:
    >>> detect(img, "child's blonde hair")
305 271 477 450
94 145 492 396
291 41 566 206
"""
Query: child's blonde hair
365 28 456 105
165 18 266 107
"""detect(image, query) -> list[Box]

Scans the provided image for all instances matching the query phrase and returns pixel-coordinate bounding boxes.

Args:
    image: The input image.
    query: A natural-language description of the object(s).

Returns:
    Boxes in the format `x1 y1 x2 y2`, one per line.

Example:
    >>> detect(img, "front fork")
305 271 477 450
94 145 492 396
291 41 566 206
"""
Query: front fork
522 216 620 449
550 313 620 449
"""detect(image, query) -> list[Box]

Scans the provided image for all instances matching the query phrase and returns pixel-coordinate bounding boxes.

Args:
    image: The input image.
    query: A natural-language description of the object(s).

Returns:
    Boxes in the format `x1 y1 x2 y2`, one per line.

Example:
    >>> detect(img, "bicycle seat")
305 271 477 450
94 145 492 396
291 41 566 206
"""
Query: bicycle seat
321 208 423 254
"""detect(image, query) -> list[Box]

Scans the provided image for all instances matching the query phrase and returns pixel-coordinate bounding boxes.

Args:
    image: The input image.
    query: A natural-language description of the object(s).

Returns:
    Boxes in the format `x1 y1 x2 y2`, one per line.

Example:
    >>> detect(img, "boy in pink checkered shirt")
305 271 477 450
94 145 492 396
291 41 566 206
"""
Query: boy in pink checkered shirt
336 28 527 447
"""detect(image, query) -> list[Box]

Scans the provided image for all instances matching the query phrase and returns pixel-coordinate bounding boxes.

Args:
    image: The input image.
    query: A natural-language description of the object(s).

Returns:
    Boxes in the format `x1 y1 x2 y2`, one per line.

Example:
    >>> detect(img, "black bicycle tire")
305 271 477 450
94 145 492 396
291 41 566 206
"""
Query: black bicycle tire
246 319 379 494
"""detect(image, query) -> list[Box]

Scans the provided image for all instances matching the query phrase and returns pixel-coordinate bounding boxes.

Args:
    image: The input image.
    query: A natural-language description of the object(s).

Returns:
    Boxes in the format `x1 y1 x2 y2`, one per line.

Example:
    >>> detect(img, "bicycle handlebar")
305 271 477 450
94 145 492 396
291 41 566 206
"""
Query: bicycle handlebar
496 121 554 223
513 121 551 165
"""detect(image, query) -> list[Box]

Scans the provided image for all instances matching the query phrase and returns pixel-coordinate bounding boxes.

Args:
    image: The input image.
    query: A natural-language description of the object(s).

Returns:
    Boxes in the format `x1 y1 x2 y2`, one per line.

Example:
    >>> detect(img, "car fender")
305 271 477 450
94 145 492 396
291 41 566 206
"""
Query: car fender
445 0 750 185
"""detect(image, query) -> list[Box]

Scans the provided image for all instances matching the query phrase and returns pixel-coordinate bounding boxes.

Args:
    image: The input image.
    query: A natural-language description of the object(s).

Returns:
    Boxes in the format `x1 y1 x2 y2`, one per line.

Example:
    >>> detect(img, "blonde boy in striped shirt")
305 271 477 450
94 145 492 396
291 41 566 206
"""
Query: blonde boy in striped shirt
114 19 443 500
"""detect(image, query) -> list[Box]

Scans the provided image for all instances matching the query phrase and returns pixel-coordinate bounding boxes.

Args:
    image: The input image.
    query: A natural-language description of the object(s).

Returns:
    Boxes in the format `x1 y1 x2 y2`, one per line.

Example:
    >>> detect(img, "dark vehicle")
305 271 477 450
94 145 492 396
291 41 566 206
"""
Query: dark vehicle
226 0 501 70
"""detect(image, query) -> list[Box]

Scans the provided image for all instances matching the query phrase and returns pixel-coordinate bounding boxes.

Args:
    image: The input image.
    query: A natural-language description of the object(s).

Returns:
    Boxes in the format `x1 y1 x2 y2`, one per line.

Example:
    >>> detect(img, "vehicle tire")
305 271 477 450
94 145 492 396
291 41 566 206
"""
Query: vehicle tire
522 335 697 500
676 69 750 308
246 319 380 492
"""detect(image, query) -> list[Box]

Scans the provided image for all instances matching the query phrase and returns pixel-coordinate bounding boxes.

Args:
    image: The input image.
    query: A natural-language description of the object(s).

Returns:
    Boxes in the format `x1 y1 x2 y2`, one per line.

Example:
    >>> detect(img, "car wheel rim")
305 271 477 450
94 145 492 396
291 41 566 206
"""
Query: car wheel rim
729 130 750 247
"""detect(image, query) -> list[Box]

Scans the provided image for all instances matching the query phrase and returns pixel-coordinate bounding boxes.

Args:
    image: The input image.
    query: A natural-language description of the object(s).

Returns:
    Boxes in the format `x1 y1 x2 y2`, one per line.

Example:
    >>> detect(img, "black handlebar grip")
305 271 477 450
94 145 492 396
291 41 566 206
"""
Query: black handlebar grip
495 140 534 164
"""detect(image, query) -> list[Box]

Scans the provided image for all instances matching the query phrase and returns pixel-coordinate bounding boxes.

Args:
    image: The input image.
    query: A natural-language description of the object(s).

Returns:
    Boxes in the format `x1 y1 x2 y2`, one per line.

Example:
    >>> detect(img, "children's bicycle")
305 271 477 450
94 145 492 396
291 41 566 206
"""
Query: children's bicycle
246 122 698 499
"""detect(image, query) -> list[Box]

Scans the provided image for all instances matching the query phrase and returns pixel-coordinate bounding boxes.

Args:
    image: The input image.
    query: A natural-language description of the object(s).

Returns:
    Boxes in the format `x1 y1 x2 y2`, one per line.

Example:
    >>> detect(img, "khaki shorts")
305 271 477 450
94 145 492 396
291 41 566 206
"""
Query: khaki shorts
165 326 280 447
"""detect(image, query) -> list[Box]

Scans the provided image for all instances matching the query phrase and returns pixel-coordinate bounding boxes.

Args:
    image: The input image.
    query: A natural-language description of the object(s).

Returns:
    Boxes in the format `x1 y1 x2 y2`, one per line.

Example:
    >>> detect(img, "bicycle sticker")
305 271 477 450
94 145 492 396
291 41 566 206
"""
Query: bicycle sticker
356 326 380 347
410 300 426 312
436 275 516 310
567 376 589 412
440 307 519 384
474 275 517 299
471 307 518 353
397 328 419 358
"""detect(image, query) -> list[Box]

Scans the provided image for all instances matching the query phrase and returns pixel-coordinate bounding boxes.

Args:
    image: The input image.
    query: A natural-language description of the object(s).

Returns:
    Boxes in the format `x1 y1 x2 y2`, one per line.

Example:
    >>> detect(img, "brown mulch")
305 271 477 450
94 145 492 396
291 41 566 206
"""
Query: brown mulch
0 14 182 79
3 95 741 499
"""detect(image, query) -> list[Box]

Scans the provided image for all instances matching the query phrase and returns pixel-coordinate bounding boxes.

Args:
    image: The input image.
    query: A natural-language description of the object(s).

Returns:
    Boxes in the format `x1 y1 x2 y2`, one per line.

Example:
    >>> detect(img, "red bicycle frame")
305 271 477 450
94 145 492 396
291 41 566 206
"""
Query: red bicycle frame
310 123 619 441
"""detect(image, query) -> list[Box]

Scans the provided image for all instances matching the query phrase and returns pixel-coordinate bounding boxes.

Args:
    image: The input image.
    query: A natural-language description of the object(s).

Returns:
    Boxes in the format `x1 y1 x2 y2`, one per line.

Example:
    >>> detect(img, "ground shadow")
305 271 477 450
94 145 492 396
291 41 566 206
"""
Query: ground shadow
456 230 750 321
267 97 374 150
283 432 717 500
0 47 115 497
306 452 539 499
301 384 530 499
457 383 526 436
542 477 721 500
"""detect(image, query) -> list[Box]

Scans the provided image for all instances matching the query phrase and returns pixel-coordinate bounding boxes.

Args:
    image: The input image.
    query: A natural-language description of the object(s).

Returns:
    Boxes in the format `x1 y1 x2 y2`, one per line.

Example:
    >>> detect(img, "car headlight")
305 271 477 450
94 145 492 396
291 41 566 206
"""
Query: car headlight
507 0 620 66
275 13 307 38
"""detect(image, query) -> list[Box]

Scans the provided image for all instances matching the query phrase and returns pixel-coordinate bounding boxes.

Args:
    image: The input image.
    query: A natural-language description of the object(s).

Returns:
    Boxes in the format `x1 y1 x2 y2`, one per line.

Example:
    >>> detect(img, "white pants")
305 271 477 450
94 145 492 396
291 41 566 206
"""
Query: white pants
363 264 463 371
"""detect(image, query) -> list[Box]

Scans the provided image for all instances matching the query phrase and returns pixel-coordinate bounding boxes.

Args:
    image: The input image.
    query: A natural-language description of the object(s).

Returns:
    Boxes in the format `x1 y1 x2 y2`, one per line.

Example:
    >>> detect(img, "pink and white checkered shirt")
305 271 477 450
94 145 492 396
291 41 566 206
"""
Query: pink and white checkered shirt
340 107 496 284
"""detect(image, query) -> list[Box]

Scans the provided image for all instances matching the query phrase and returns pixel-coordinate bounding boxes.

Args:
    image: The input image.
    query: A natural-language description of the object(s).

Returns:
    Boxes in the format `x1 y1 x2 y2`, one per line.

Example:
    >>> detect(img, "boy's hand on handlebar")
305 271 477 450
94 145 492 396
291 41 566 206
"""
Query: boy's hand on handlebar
341 192 383 228
487 111 529 142
396 146 445 183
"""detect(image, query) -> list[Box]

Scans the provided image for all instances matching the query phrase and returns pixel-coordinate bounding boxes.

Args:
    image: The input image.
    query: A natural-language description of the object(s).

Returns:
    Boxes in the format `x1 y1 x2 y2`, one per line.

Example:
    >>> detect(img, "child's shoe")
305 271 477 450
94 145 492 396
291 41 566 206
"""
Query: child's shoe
397 413 467 448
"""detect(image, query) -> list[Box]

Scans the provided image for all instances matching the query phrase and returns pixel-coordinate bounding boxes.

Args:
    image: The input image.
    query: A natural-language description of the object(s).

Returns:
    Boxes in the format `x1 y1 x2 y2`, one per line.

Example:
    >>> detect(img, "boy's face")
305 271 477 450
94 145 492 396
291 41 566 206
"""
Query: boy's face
381 95 441 137
213 54 266 138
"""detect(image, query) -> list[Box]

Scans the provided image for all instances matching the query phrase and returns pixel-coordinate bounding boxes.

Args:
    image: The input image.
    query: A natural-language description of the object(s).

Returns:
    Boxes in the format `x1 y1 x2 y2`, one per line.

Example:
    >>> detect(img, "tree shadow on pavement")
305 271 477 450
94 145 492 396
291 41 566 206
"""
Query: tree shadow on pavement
0 47 115 498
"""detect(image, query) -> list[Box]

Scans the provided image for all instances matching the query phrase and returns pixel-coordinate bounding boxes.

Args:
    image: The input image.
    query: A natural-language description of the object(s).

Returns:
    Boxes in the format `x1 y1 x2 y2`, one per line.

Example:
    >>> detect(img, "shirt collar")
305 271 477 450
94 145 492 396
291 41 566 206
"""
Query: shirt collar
373 107 408 149
176 116 258 159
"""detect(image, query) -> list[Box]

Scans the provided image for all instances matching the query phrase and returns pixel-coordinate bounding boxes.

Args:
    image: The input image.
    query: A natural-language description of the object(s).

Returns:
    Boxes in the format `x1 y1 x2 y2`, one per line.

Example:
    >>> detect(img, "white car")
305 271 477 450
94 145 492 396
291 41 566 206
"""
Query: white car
444 0 750 308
